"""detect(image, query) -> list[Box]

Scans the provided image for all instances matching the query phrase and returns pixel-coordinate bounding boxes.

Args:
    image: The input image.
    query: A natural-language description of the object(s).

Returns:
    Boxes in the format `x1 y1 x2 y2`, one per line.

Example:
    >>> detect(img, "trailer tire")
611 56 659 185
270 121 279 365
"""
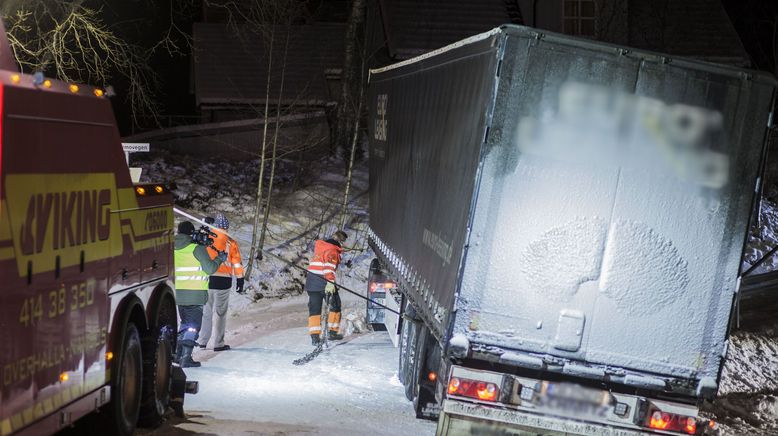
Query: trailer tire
409 325 425 402
404 320 421 401
399 314 410 382
97 322 143 436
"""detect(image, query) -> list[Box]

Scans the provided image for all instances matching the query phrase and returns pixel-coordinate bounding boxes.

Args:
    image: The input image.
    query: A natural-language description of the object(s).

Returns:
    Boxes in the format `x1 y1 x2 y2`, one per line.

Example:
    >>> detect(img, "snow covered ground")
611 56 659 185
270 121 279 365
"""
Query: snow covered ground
137 290 434 436
131 152 436 435
129 152 778 435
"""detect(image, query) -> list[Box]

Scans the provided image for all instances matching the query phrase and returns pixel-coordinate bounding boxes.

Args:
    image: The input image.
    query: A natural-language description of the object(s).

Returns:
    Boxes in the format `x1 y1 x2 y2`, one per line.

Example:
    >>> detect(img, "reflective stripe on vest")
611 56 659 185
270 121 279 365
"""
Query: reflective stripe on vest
306 240 342 282
175 244 209 290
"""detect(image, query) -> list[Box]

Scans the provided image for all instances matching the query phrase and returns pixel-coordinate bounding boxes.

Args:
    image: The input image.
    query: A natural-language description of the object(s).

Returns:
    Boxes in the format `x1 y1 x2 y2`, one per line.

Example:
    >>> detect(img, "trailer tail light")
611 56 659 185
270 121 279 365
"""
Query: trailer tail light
369 281 396 292
94 88 105 97
684 417 696 434
447 377 499 402
649 411 671 430
645 409 700 434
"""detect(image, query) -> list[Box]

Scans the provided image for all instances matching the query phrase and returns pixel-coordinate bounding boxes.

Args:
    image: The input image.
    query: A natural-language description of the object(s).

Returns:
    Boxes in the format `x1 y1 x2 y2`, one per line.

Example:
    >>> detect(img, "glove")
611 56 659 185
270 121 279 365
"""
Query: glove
236 278 245 294
325 282 336 295
215 250 228 264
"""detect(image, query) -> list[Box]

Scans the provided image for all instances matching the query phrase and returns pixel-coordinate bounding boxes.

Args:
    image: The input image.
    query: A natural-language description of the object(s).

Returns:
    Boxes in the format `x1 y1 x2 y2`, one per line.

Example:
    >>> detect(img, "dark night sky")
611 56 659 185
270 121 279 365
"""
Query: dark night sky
97 0 198 136
722 0 778 75
99 0 778 136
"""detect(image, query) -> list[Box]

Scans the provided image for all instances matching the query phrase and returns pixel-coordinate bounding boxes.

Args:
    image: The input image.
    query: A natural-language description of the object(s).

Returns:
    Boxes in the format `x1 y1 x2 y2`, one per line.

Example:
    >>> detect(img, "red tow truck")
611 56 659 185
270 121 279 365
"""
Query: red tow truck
0 22 193 436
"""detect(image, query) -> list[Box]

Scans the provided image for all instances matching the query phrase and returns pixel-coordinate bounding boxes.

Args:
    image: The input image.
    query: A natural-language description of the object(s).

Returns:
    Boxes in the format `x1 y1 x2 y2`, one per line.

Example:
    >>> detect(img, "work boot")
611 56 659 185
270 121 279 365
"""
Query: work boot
311 334 321 346
179 346 201 368
213 345 231 352
328 331 344 341
197 343 206 349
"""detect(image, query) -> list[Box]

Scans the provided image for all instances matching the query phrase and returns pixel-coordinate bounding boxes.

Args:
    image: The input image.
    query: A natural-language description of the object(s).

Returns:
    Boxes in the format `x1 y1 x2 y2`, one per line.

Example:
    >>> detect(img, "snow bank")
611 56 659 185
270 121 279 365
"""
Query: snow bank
703 321 778 435
135 151 373 300
742 199 778 274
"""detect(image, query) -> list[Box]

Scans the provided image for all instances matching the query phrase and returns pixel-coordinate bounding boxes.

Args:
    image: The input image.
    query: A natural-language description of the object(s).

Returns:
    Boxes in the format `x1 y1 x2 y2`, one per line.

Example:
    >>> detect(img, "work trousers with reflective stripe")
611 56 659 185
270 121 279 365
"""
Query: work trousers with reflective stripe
177 304 204 347
307 290 341 335
198 287 230 348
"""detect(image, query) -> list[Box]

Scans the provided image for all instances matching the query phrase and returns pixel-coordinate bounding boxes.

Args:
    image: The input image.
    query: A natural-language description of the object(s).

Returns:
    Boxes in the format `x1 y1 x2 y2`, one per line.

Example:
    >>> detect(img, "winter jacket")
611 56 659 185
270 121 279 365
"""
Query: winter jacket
174 233 221 305
207 229 244 289
305 239 343 292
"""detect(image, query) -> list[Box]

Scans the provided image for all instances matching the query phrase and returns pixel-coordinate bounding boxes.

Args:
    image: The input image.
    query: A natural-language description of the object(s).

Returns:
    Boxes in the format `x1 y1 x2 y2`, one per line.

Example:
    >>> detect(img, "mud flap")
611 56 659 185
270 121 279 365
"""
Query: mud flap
415 382 440 420
170 365 198 417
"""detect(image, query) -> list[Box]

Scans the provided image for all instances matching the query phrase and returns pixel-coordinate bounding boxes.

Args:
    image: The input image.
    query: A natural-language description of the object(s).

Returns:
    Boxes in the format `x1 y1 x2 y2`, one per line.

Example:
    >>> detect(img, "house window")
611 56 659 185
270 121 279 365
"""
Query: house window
562 0 596 37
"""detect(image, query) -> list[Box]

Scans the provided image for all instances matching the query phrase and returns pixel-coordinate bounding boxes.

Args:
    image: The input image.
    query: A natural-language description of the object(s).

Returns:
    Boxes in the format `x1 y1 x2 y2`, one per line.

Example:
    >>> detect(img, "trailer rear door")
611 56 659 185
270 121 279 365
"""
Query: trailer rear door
456 28 776 395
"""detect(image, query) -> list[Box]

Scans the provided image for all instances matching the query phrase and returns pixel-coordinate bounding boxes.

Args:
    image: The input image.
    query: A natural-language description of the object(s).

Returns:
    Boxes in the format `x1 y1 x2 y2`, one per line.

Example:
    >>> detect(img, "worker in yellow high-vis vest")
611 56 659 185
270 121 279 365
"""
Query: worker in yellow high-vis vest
174 221 225 367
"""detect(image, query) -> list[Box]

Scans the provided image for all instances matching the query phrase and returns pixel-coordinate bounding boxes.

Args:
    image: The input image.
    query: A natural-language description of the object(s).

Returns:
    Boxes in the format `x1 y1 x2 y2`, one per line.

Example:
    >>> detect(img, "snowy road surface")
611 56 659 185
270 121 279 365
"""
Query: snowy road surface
145 324 435 435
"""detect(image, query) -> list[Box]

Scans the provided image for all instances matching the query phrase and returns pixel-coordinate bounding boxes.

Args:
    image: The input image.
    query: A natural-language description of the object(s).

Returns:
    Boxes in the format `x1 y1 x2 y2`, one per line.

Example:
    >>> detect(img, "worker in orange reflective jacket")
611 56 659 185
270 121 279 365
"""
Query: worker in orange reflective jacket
305 230 348 346
199 213 244 352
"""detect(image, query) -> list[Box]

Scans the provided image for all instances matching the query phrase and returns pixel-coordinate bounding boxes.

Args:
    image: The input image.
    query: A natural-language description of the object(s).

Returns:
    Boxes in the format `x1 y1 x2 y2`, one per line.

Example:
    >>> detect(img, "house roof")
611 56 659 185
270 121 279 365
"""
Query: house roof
193 22 345 106
628 0 750 66
379 0 517 59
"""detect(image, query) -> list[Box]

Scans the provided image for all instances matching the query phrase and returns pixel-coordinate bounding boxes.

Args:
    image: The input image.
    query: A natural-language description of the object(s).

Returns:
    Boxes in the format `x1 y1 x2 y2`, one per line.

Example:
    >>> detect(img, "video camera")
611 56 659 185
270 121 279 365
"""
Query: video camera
190 225 217 247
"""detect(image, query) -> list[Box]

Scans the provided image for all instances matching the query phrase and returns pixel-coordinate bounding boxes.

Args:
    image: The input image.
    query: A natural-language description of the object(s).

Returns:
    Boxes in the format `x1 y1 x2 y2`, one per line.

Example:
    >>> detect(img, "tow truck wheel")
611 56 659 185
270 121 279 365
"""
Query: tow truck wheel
139 298 176 427
98 322 143 436
139 329 174 427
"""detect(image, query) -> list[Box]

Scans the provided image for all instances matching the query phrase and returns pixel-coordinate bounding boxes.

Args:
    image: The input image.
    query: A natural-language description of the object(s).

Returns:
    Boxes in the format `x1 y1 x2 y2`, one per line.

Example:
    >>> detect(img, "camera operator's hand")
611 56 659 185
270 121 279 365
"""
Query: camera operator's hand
236 278 245 294
215 250 228 264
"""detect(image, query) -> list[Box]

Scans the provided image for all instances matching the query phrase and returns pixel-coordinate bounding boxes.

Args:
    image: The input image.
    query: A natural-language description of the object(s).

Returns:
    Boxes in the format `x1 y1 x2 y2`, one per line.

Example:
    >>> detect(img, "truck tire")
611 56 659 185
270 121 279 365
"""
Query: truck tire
409 325 429 405
404 320 421 401
139 298 176 427
398 313 410 381
138 329 174 427
369 258 382 276
98 322 143 436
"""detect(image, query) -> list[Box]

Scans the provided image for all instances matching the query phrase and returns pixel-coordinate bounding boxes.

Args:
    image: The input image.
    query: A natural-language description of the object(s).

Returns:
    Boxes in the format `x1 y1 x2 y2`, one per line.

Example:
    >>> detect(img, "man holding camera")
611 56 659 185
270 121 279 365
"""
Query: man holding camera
305 230 347 346
174 221 226 367
198 213 244 352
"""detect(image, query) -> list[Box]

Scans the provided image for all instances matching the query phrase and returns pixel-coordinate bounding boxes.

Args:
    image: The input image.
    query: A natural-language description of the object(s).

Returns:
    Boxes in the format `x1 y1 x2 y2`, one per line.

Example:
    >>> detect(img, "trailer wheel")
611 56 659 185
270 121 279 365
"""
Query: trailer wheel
408 325 428 404
98 322 143 436
398 313 410 381
403 320 421 401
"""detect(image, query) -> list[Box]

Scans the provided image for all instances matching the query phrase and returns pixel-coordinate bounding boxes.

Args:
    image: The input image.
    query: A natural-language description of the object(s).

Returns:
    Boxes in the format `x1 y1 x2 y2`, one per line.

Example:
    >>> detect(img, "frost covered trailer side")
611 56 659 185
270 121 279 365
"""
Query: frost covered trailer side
367 23 776 403
368 29 502 342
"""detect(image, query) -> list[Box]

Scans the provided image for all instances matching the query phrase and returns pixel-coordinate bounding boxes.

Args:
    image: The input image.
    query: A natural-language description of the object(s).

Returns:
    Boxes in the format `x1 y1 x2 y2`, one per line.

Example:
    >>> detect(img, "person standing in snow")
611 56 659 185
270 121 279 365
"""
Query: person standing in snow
198 213 245 352
305 230 348 346
174 221 225 367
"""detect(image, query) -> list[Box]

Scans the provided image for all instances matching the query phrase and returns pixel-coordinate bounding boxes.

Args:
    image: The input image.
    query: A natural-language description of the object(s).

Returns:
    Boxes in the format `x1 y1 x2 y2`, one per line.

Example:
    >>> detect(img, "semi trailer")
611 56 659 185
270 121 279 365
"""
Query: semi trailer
367 25 776 435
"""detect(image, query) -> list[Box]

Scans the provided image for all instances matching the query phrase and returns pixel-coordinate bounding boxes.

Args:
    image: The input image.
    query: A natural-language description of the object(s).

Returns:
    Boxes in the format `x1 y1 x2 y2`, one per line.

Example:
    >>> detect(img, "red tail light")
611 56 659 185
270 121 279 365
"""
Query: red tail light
649 411 671 430
646 409 699 435
447 377 499 402
369 282 377 292
684 417 696 434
